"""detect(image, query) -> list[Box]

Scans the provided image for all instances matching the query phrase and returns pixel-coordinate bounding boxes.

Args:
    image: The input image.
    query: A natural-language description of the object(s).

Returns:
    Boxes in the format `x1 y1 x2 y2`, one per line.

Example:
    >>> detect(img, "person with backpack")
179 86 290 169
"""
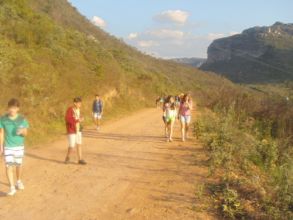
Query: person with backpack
64 97 86 165
0 99 29 196
179 94 193 142
92 94 103 131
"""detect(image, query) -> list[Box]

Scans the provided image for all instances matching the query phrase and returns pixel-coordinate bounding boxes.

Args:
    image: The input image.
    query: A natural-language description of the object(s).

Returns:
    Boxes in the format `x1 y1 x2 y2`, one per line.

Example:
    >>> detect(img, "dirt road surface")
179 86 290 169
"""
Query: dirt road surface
0 108 216 220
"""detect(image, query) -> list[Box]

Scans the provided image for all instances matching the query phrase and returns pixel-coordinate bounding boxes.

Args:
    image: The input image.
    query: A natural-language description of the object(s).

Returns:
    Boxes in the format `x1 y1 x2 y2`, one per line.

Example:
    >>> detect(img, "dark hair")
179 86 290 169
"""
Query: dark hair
182 94 189 103
95 94 100 97
170 103 176 110
8 98 20 108
73 97 82 103
164 95 172 104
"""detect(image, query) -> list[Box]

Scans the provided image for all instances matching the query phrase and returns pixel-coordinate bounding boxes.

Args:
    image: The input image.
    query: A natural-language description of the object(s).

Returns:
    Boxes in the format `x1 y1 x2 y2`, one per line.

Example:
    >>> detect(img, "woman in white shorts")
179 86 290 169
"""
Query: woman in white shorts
179 94 193 142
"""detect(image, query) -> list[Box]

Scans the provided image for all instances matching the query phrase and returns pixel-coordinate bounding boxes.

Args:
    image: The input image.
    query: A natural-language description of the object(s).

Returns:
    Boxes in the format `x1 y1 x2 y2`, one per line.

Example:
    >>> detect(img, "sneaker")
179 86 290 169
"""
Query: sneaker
78 160 87 165
7 186 16 196
64 157 70 164
16 180 25 190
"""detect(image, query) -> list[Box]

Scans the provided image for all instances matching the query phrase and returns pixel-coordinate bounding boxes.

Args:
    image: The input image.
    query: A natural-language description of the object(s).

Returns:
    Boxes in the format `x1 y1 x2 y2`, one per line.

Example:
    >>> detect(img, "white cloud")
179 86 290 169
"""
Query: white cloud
207 31 240 41
207 33 226 40
91 16 107 28
137 40 159 48
148 29 185 39
126 25 239 58
154 10 190 25
229 31 240 36
128 33 138 40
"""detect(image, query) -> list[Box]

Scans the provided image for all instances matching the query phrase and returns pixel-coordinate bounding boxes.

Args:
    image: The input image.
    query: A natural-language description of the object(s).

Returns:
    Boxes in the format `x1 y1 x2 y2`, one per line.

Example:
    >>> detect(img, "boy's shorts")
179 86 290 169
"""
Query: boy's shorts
180 115 191 124
68 132 82 148
94 113 102 120
4 146 25 166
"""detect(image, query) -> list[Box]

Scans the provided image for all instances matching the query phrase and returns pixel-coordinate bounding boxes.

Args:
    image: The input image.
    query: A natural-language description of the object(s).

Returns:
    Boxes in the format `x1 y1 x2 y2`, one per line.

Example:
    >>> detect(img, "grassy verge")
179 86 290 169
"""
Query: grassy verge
194 106 293 219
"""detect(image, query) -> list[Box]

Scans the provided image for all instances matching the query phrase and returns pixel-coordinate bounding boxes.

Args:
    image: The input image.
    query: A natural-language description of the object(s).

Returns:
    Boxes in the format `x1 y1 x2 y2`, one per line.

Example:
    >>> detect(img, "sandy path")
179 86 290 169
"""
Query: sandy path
0 108 216 220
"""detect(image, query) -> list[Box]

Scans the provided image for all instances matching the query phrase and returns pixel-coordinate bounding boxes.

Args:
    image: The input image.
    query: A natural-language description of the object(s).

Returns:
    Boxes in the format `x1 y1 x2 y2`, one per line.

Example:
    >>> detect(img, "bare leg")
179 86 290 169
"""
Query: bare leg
16 166 22 182
6 166 14 187
181 121 186 141
169 121 175 141
76 144 82 161
185 123 190 139
165 123 168 138
66 147 73 159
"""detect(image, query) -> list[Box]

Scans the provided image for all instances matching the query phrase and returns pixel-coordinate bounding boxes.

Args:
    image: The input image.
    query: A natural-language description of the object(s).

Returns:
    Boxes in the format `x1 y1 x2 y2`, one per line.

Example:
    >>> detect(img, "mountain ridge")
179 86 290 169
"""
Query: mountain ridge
201 22 293 83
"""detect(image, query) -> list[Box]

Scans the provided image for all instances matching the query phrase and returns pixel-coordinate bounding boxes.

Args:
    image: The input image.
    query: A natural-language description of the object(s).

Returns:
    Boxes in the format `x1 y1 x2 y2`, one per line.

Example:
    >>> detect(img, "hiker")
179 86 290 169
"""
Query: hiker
92 94 103 131
175 95 181 109
156 96 161 108
0 99 29 196
162 96 169 138
179 94 193 142
64 97 86 165
165 96 177 142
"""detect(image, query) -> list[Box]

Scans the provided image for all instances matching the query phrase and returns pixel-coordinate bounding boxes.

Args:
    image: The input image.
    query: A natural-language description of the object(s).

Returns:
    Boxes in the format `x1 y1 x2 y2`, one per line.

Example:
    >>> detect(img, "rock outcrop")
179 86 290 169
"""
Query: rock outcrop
201 22 293 83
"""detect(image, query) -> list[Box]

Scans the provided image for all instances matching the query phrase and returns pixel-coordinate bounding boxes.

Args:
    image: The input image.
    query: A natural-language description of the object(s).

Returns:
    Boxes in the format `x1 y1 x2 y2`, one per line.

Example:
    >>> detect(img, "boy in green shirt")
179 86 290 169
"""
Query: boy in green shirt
0 99 29 196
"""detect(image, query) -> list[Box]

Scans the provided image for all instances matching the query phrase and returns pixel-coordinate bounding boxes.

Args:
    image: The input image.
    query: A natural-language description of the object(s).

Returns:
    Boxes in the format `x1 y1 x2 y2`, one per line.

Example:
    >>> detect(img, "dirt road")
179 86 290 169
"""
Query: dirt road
0 108 216 220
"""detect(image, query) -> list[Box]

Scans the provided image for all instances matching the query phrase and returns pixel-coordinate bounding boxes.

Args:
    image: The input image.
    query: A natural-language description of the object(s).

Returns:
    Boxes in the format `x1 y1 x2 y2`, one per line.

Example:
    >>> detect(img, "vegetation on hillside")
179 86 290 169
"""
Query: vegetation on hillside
0 0 229 144
195 84 293 219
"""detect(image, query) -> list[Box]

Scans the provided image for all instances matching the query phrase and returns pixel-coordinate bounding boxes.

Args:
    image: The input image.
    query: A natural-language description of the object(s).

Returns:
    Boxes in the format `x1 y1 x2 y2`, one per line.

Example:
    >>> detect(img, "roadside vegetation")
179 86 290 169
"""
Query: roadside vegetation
195 84 293 219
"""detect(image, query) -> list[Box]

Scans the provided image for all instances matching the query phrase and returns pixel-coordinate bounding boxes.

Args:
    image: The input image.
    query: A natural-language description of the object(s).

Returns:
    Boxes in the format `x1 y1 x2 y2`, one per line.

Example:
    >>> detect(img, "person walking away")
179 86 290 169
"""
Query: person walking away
65 97 86 165
165 98 177 142
92 94 103 131
179 94 193 142
0 99 29 196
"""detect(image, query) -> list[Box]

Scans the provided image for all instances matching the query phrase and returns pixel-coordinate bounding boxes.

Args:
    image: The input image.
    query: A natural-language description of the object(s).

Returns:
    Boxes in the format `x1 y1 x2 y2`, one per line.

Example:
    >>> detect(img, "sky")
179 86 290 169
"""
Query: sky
69 0 293 58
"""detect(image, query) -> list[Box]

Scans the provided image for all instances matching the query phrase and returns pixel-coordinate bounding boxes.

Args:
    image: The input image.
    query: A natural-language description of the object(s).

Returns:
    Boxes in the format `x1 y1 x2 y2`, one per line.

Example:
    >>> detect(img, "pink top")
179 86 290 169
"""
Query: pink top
179 101 193 116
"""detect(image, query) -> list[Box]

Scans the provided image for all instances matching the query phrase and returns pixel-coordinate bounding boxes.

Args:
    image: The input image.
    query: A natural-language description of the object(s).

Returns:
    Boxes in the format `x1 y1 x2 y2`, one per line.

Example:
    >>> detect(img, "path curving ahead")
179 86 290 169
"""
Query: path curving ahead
0 108 216 220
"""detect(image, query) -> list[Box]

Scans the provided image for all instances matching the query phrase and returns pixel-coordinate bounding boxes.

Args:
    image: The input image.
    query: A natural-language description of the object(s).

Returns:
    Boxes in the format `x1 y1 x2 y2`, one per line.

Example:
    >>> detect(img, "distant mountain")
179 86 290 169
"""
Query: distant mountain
170 58 206 68
201 22 293 83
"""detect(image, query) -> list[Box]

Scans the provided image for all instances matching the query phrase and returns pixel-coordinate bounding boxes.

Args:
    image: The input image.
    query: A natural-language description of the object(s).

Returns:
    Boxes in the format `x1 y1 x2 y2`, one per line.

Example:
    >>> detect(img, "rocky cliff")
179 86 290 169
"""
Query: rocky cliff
201 22 293 83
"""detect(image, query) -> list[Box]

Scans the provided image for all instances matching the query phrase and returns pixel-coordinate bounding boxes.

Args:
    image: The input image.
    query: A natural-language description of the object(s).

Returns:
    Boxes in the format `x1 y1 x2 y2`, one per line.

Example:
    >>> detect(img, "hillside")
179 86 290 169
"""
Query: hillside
170 57 206 68
201 22 293 83
0 0 233 143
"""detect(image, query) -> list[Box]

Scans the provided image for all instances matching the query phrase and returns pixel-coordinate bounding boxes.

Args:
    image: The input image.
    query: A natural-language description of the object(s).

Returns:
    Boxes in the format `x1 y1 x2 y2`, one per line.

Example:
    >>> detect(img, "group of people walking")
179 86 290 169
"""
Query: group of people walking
0 93 191 196
161 93 193 142
0 95 103 196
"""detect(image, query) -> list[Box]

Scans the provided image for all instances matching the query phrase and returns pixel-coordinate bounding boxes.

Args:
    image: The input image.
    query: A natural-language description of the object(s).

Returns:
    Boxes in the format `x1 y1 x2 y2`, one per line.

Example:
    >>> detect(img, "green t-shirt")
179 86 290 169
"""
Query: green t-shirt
0 114 29 148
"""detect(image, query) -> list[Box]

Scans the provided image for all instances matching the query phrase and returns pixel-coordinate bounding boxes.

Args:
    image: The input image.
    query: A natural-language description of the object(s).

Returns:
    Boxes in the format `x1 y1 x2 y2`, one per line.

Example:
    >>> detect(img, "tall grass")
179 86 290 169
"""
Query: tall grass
195 85 293 219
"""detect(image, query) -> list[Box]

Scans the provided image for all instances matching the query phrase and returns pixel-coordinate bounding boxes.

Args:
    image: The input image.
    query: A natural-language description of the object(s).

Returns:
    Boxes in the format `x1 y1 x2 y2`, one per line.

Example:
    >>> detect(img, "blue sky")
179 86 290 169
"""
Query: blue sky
69 0 293 58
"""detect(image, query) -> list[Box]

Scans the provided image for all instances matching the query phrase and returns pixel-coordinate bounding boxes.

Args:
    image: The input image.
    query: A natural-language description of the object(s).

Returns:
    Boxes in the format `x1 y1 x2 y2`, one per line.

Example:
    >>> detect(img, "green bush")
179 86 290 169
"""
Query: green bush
195 101 293 218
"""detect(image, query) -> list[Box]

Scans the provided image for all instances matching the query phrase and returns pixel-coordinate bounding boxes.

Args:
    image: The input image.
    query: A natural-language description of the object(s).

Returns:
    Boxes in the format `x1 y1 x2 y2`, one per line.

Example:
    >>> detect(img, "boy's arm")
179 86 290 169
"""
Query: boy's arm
18 119 29 137
0 128 4 154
